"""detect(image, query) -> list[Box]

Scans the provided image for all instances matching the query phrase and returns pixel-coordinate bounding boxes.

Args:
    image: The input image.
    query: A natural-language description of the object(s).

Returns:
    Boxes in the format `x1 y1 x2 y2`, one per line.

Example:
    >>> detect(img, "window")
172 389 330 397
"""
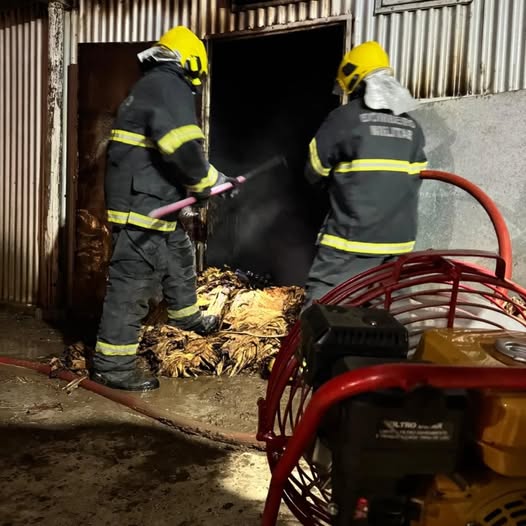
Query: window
374 0 472 15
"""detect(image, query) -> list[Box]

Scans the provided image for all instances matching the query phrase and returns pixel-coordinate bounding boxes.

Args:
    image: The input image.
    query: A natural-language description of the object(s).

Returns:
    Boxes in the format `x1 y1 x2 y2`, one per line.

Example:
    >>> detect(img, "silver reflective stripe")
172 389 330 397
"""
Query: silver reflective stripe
110 129 155 149
158 125 205 155
186 165 219 193
107 210 128 225
127 212 176 232
95 340 138 356
167 303 200 320
320 233 415 255
308 138 331 177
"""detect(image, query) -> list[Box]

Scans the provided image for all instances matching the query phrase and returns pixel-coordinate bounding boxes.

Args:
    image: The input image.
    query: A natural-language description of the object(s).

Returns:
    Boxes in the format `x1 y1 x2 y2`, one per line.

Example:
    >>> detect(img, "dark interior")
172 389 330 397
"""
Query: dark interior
207 24 344 286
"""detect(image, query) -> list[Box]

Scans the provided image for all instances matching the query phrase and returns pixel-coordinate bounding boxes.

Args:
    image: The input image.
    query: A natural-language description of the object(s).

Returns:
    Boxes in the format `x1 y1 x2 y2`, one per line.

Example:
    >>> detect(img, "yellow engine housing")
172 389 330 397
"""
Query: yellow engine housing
415 329 526 477
412 329 526 525
414 473 526 526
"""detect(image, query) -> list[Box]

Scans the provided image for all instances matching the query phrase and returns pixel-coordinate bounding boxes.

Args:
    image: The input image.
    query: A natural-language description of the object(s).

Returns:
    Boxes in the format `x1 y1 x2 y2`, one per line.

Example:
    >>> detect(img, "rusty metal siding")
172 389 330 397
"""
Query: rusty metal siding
352 0 525 97
70 0 526 98
76 0 193 43
204 0 353 34
0 7 46 305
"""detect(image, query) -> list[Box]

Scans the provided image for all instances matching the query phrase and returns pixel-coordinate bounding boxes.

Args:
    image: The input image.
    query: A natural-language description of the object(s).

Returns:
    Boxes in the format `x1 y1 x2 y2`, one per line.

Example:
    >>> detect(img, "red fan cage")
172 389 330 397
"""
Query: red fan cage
257 171 526 526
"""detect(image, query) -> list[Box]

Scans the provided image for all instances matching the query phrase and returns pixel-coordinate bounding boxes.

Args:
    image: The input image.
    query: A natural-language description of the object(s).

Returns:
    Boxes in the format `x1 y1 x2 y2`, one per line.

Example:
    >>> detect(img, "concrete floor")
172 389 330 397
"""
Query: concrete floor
0 310 296 525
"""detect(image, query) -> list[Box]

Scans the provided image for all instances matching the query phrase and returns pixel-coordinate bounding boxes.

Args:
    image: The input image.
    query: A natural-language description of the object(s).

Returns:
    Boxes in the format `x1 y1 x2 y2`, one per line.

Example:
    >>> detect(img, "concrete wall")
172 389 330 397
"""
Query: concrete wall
413 89 526 285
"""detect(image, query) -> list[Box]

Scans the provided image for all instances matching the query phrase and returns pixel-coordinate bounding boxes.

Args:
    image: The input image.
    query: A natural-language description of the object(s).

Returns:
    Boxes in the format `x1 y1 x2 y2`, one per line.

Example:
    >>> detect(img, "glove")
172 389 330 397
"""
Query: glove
216 172 241 198
189 187 211 208
217 173 241 187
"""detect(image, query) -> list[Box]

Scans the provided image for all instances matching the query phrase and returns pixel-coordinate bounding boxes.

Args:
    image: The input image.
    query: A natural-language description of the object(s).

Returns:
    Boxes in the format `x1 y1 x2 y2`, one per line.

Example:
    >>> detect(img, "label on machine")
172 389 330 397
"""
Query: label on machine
376 419 454 443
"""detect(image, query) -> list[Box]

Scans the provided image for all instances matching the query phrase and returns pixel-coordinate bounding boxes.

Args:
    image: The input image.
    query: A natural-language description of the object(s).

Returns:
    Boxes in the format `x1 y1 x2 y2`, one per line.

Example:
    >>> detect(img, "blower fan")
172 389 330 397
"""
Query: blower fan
257 171 526 526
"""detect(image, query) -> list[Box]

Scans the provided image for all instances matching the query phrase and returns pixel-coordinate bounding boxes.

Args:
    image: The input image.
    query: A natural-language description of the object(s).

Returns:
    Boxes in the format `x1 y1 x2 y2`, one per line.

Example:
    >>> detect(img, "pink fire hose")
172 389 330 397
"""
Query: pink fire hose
0 158 285 448
149 155 287 219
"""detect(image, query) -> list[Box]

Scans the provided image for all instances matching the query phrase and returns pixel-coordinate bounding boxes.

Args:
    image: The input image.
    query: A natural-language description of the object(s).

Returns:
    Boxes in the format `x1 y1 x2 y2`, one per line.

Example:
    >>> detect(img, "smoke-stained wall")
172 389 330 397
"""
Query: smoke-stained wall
414 89 526 285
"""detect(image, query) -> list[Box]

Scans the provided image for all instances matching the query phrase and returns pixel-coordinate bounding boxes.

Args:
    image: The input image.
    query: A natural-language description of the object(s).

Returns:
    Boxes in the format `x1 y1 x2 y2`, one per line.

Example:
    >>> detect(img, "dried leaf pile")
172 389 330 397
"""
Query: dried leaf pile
504 295 526 319
62 267 304 378
70 209 113 319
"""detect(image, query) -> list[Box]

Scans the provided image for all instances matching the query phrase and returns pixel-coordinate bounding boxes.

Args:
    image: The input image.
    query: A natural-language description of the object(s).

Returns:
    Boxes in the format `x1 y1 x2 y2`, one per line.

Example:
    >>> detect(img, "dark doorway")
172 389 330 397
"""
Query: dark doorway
207 24 344 286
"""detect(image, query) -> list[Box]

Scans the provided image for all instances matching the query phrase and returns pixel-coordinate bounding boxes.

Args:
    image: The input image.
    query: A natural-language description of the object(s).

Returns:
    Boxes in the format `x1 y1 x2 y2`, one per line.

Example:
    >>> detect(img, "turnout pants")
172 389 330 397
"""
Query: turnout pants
94 225 201 373
303 245 395 308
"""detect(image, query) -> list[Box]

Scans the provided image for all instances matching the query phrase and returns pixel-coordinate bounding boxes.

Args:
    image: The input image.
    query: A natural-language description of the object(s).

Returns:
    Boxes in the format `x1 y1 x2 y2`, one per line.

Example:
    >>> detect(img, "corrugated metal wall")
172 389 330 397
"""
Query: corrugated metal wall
0 7 46 305
2 0 524 307
69 0 526 98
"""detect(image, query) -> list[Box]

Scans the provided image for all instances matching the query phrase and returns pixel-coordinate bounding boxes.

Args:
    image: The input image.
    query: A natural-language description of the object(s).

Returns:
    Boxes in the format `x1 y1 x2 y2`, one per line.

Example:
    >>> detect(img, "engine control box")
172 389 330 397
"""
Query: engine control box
299 304 469 525
299 304 409 388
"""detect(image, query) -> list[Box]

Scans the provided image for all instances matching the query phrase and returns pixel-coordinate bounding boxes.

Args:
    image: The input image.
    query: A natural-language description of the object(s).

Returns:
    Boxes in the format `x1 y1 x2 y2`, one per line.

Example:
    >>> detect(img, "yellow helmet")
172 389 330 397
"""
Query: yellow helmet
158 26 208 90
335 41 391 96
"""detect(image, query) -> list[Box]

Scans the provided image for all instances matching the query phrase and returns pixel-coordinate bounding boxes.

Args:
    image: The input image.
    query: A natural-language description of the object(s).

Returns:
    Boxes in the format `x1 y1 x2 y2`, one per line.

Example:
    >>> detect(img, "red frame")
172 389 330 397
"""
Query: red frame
257 171 524 525
260 364 526 526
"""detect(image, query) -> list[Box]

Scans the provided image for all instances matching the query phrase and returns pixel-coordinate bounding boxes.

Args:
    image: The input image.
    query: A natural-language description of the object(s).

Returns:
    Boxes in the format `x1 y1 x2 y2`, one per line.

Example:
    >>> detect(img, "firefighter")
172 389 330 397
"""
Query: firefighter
303 41 428 307
92 26 237 391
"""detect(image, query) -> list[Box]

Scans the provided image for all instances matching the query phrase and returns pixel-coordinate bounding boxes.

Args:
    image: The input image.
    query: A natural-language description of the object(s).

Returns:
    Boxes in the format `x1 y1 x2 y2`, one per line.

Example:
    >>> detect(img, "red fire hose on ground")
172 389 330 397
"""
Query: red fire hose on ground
0 170 516 453
0 356 263 450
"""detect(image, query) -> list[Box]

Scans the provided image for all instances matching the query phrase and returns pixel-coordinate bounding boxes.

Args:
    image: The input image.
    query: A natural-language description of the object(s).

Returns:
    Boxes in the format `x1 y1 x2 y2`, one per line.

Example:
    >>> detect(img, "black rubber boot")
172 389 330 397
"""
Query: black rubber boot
191 314 220 336
91 368 160 391
167 314 220 335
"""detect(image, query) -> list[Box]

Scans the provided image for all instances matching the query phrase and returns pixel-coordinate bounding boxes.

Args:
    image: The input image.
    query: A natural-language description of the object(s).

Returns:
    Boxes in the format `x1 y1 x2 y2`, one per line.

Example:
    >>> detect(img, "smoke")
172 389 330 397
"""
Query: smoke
206 25 342 285
207 159 326 286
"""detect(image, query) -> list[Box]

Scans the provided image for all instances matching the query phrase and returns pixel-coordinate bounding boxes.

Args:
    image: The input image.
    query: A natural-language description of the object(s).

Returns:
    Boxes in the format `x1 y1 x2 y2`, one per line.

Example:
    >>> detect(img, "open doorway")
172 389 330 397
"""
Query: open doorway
72 25 345 319
207 24 344 286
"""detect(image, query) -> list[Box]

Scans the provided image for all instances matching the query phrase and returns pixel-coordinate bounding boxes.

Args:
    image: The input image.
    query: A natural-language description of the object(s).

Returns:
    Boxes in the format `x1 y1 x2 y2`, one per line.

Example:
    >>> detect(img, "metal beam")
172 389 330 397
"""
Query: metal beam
41 0 65 308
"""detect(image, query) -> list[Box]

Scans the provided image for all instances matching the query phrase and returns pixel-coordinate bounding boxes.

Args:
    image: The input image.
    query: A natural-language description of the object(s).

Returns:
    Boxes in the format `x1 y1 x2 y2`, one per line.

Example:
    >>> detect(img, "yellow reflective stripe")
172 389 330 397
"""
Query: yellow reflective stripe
320 233 415 255
407 161 428 174
110 129 155 149
186 165 219 193
127 212 176 232
107 209 177 232
95 341 138 356
167 303 200 320
335 159 428 174
107 210 129 225
308 138 331 177
158 125 205 155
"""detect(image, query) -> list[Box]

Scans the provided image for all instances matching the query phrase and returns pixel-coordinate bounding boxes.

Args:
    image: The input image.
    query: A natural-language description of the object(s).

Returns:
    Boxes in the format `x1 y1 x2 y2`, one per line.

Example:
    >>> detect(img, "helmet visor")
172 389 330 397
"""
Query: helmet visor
137 45 180 64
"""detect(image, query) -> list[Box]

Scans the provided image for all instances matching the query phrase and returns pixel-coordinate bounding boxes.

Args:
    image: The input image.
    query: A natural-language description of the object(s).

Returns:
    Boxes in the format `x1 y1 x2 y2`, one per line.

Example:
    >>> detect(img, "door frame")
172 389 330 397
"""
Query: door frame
201 15 352 154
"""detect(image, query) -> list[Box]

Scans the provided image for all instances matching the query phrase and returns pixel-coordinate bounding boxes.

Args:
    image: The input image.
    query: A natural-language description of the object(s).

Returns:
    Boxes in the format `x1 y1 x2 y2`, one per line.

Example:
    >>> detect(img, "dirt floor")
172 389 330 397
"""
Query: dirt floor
0 309 296 525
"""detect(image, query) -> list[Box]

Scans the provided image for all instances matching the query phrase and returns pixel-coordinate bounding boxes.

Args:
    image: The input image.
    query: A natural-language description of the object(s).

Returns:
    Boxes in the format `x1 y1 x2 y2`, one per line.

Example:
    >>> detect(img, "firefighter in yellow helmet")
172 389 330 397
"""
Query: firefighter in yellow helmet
92 27 238 391
303 41 428 307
